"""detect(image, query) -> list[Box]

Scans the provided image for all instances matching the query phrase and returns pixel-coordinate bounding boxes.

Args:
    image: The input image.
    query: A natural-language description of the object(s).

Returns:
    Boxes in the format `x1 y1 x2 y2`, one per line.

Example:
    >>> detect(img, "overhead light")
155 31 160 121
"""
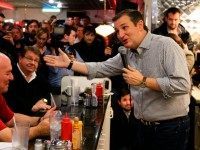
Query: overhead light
95 0 115 37
5 19 14 23
95 24 115 37
49 0 54 4
56 2 62 8
42 7 60 12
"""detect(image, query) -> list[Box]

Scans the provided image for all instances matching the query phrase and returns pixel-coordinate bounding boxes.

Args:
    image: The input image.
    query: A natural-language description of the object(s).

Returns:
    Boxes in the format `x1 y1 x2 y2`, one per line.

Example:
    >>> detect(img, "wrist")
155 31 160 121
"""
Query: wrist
140 76 147 88
67 60 73 70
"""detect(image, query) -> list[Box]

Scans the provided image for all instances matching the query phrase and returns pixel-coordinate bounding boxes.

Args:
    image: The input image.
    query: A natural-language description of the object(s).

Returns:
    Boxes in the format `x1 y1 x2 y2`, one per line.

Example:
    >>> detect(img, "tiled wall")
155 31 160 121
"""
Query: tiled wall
152 0 200 43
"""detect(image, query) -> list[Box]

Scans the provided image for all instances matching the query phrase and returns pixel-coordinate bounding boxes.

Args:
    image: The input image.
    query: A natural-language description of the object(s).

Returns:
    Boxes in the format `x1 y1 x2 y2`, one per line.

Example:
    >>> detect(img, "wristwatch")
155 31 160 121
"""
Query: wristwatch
140 76 147 88
67 60 74 70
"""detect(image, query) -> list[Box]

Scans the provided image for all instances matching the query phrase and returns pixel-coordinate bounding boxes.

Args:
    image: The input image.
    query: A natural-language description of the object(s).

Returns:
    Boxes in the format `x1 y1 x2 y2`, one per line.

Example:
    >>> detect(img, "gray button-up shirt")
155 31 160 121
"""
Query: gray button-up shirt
85 32 191 121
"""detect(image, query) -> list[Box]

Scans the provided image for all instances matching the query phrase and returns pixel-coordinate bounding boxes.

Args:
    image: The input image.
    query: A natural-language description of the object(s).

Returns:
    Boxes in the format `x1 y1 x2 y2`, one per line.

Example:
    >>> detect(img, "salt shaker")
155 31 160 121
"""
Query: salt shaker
34 139 44 150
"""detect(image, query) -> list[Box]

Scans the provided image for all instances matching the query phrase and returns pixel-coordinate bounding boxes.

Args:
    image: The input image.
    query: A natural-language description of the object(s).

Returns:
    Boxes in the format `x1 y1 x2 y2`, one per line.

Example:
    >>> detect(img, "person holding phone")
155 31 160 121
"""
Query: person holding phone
0 52 55 141
4 46 51 116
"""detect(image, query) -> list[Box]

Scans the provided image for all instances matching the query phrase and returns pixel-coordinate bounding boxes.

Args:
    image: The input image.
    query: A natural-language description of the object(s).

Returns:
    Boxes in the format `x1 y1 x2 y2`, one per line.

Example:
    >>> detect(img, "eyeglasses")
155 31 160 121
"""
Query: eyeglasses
24 56 39 63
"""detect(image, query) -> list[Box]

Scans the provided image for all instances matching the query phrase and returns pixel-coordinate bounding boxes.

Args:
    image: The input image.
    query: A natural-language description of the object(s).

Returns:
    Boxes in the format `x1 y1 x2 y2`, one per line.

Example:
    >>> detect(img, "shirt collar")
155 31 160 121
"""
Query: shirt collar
123 110 131 119
129 31 151 55
17 63 37 83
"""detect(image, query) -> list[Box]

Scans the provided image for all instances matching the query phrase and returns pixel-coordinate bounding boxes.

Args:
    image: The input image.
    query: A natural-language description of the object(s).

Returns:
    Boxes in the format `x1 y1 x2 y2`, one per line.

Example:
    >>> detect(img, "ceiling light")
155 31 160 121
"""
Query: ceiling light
42 7 60 12
95 0 115 37
95 24 115 37
49 0 54 4
57 2 62 8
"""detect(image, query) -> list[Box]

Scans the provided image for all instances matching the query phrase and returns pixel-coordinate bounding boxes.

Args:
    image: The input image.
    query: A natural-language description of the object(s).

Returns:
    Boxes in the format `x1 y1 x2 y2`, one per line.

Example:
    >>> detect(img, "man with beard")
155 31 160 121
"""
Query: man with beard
23 19 39 46
153 7 194 50
111 87 137 150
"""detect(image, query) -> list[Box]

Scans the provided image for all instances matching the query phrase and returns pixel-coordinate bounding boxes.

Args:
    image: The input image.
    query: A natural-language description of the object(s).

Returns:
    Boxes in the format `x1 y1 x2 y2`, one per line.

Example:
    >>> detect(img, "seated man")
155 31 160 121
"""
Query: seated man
4 46 51 116
0 52 53 141
110 87 137 150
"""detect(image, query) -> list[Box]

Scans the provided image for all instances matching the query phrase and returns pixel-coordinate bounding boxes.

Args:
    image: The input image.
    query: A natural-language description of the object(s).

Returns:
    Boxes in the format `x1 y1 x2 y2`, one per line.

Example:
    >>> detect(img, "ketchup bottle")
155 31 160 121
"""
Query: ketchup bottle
61 114 72 141
95 83 103 105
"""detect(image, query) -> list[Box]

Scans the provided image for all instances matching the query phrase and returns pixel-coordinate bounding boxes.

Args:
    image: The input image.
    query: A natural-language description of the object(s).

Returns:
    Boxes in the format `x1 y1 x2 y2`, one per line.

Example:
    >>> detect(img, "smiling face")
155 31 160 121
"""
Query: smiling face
114 15 145 49
18 50 39 76
0 54 14 94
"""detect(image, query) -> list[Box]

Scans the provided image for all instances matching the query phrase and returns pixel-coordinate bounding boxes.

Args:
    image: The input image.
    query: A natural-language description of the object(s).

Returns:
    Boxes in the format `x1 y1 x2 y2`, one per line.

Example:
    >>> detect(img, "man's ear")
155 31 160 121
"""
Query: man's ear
64 34 68 40
137 20 144 30
18 55 23 62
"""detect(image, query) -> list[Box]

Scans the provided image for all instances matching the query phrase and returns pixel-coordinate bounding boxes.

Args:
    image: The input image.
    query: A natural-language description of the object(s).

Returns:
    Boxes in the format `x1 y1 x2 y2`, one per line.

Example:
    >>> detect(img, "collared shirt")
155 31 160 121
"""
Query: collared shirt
124 110 131 119
17 63 36 83
86 32 191 121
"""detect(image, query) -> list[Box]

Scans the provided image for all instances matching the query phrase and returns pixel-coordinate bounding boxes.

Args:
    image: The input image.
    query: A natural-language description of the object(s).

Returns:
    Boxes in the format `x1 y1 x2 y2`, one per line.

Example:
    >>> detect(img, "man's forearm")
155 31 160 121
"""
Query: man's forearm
145 77 161 91
14 113 39 126
71 61 89 75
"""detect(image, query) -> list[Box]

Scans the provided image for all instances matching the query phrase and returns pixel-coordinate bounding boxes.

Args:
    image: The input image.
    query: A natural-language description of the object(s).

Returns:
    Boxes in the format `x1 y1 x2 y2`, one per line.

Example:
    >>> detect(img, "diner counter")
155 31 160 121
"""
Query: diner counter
29 96 111 150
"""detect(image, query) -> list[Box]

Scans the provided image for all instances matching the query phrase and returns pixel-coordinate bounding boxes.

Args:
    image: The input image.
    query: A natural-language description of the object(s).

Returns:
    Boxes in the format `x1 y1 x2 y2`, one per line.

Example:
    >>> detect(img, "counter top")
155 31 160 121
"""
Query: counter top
29 97 110 150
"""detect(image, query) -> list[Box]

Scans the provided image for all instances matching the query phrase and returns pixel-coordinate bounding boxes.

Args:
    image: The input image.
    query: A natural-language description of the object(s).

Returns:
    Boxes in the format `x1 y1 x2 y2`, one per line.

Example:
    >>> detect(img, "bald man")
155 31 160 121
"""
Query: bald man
0 52 54 141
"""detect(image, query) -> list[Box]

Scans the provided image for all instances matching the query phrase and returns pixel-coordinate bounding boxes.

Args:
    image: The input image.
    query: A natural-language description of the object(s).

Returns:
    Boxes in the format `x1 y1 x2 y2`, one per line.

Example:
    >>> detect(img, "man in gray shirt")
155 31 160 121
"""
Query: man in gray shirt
44 9 191 150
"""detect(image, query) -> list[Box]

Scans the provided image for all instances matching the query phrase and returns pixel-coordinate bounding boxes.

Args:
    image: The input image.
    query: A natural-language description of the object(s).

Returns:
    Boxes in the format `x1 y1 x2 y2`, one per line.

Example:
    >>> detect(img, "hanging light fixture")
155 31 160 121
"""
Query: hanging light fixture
95 0 115 37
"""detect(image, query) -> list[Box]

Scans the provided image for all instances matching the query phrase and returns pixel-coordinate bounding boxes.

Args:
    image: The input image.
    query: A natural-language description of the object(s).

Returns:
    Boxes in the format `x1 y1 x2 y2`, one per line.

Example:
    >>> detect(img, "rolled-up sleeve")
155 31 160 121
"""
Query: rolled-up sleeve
156 39 191 98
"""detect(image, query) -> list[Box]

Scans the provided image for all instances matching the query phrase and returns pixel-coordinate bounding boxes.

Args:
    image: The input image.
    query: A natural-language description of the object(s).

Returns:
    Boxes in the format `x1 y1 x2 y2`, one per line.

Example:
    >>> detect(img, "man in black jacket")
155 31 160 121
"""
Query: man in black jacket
110 88 137 150
4 46 51 116
153 7 194 50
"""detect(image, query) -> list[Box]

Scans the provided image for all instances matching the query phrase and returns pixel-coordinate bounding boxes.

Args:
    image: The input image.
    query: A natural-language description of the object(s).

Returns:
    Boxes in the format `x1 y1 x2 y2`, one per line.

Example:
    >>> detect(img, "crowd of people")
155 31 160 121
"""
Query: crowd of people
0 6 198 150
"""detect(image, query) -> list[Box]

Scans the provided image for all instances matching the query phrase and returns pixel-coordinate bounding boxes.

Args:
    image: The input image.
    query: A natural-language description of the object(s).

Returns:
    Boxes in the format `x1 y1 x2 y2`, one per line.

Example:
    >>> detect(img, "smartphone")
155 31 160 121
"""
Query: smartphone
50 93 57 108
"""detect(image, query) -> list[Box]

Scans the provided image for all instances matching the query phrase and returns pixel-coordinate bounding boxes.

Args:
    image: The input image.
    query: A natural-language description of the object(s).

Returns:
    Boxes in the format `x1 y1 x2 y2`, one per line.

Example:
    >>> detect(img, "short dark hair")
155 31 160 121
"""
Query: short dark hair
164 7 182 17
19 46 40 58
112 9 148 31
83 25 96 34
64 25 76 36
117 87 130 102
26 19 40 29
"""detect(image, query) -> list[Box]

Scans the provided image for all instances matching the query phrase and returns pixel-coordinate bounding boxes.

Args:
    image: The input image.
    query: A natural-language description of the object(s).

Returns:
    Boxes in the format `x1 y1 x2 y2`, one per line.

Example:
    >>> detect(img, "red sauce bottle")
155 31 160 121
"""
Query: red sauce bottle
61 114 72 141
95 83 103 105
